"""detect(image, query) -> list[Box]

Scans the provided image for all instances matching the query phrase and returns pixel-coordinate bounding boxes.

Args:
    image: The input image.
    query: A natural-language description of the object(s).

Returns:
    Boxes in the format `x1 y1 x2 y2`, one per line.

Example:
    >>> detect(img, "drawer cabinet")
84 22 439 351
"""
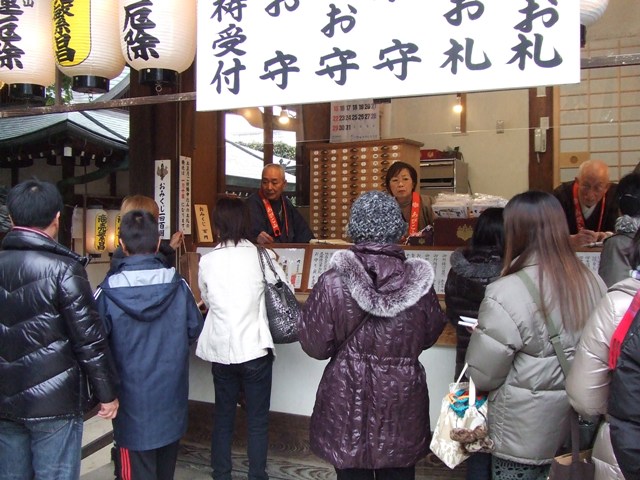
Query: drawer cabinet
305 138 423 241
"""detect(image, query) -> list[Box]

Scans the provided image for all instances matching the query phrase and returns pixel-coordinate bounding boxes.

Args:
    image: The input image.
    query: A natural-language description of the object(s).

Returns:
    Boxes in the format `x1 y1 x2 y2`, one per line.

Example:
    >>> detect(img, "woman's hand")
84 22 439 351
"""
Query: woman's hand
169 230 184 250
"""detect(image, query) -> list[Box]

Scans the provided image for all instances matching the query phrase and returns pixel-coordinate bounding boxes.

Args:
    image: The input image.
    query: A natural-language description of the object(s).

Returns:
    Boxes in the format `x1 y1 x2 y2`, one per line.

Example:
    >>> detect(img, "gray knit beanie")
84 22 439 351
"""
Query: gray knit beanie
347 190 407 244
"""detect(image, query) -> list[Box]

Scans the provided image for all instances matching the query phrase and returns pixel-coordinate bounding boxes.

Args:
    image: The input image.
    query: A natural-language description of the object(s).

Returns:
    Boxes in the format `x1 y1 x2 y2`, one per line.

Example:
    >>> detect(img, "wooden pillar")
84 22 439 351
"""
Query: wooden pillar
298 103 330 205
528 87 554 191
128 66 219 250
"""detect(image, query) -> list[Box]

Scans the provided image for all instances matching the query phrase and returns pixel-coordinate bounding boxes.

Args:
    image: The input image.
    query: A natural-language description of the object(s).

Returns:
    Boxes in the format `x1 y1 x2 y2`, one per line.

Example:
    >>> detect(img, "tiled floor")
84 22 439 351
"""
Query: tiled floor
80 410 466 480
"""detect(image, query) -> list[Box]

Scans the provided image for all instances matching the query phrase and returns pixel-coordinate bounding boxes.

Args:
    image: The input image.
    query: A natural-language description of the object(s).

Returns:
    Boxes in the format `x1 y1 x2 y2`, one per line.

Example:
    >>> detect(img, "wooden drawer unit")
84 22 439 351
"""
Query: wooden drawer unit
305 138 423 241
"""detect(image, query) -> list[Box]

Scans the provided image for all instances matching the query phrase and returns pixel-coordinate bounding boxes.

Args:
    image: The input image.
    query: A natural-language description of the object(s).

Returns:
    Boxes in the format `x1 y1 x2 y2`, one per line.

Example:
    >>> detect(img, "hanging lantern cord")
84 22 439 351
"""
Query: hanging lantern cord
155 82 163 95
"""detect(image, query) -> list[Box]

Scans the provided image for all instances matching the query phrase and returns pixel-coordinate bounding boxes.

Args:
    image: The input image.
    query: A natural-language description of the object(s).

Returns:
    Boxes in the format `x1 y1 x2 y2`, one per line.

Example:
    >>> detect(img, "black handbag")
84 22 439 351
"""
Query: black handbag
548 409 595 480
257 246 300 344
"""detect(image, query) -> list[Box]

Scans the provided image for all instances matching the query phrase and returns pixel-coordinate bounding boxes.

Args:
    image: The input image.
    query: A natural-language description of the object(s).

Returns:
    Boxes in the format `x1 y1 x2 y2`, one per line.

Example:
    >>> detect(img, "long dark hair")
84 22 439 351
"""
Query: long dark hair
213 196 251 245
502 191 602 331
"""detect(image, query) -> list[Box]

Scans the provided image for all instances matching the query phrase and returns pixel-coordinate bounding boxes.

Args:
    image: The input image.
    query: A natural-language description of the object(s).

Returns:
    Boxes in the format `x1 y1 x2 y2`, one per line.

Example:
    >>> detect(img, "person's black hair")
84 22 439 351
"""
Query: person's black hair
6 179 63 228
213 196 251 245
471 207 505 253
616 172 640 217
384 161 418 193
119 209 159 255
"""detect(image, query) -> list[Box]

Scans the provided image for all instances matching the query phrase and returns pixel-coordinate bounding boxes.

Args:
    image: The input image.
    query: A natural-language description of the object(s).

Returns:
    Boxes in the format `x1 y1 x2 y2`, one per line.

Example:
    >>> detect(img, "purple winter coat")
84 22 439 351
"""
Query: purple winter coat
299 243 447 469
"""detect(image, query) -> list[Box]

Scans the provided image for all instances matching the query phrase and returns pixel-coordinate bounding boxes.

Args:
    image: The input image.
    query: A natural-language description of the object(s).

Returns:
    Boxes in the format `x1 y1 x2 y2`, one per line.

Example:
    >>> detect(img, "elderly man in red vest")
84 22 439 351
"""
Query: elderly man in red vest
553 159 619 248
247 164 315 244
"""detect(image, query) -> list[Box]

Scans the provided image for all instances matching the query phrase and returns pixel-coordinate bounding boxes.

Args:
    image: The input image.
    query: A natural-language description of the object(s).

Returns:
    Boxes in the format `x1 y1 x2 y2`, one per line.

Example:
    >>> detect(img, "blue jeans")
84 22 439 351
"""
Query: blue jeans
211 352 273 480
0 416 83 480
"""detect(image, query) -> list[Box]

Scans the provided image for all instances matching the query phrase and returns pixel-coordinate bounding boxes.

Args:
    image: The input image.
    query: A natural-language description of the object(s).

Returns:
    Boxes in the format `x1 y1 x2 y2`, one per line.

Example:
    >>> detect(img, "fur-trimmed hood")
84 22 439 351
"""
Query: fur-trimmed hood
330 243 434 317
448 247 503 280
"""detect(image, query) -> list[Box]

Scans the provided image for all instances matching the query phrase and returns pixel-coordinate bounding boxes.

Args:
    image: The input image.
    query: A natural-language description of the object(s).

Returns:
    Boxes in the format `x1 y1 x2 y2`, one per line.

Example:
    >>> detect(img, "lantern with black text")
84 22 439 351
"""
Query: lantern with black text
119 0 196 87
86 207 108 255
106 209 121 253
0 2 55 101
53 0 126 94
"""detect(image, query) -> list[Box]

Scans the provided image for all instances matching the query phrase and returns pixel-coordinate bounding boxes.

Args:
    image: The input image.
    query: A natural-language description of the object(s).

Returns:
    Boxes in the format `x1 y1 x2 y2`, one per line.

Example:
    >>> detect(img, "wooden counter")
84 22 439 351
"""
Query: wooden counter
197 243 602 348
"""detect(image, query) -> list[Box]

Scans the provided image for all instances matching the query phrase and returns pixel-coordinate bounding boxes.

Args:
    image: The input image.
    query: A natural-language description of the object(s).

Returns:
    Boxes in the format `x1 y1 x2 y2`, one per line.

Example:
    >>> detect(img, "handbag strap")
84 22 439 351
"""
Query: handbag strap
517 270 586 462
516 270 571 377
257 246 279 280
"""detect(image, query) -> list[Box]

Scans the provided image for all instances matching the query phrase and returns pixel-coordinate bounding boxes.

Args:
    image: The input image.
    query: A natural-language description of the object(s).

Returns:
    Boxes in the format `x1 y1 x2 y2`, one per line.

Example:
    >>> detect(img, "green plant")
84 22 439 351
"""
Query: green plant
238 141 296 160
45 74 74 105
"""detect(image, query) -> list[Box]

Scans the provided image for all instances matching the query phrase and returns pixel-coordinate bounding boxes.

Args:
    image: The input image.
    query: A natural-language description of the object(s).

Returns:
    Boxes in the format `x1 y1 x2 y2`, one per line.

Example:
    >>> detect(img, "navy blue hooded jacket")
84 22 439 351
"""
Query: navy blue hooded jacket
95 254 203 450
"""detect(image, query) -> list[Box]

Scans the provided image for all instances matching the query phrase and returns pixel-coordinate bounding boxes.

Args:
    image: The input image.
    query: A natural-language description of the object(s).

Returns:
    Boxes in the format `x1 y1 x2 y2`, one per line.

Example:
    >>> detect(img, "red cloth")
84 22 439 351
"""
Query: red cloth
609 289 640 369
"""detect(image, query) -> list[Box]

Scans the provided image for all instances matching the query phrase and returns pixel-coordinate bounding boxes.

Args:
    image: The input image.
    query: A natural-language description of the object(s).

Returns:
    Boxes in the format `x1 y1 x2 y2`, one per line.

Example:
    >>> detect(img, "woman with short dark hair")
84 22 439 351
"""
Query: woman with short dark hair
196 196 292 480
444 207 504 480
384 161 435 242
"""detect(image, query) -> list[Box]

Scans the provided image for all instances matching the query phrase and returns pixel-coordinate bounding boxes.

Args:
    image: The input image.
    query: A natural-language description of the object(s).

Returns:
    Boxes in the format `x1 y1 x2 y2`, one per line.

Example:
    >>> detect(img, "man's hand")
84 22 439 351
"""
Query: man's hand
256 231 274 245
595 231 613 242
98 399 119 420
570 229 598 248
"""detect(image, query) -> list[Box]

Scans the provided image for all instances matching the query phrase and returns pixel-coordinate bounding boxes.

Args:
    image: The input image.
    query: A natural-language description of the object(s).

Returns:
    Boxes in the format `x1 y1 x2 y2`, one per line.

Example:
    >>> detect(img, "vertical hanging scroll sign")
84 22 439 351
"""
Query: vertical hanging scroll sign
154 160 171 240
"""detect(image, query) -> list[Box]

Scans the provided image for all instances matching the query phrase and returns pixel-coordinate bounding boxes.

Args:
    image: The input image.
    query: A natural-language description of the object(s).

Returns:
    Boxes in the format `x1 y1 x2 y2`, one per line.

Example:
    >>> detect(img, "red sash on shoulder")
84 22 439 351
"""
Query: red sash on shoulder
408 191 420 235
609 289 640 369
259 190 288 238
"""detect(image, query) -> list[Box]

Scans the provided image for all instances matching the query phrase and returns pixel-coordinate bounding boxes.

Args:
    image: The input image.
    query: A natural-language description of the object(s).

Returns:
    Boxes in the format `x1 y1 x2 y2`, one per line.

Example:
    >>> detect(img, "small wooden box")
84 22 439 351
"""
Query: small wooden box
433 218 477 246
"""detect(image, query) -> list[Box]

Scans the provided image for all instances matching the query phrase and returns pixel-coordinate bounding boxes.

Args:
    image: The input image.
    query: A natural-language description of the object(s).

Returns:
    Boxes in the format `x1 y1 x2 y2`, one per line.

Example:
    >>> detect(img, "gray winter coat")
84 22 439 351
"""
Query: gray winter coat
599 232 634 287
466 263 606 465
566 278 636 480
299 243 447 469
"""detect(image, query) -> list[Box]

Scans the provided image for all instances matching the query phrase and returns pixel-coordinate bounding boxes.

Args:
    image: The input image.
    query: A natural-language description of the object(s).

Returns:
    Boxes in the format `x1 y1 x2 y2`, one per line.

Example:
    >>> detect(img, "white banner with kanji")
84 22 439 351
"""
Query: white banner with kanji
196 0 580 111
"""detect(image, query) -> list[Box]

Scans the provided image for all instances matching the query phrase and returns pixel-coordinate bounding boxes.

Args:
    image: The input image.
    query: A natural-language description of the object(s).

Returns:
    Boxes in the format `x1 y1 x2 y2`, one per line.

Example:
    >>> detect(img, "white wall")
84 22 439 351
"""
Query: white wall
389 89 530 199
188 341 456 427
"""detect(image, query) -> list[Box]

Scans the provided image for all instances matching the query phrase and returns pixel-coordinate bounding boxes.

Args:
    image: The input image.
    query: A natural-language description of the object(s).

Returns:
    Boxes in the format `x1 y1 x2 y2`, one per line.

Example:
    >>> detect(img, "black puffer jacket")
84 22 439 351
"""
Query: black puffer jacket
299 243 447 469
0 228 118 421
444 246 502 379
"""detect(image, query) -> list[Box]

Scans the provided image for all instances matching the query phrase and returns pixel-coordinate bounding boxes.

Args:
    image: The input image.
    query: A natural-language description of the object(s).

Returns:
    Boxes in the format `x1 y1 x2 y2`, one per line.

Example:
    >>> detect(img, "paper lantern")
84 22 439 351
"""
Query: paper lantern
0 2 55 100
580 0 609 26
119 0 196 86
106 209 121 253
86 207 108 255
53 0 126 93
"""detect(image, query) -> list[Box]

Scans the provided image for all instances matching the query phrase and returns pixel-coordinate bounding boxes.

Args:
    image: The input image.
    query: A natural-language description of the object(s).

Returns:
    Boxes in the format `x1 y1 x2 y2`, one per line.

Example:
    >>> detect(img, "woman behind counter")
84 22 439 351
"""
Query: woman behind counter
298 190 447 480
465 190 606 480
385 161 435 241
